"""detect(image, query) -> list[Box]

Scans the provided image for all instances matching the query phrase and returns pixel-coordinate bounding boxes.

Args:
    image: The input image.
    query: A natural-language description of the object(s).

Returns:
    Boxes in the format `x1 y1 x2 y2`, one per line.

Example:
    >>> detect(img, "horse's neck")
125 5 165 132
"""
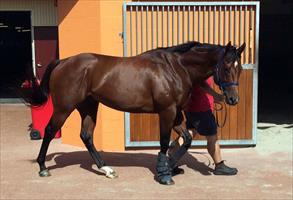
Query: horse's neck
180 50 218 84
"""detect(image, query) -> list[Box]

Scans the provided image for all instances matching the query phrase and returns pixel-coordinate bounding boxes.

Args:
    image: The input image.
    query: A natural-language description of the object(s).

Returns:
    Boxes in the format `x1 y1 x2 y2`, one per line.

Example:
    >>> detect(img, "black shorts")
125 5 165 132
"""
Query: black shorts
185 110 217 136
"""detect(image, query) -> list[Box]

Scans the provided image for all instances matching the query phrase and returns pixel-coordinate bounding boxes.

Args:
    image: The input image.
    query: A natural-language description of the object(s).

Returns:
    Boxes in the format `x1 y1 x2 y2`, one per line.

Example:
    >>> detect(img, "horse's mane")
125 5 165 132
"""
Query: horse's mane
145 41 223 55
163 42 200 53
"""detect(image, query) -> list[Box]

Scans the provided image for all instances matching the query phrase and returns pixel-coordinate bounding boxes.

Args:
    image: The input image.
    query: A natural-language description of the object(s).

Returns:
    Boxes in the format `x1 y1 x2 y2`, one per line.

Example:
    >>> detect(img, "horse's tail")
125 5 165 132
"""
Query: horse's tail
23 59 60 107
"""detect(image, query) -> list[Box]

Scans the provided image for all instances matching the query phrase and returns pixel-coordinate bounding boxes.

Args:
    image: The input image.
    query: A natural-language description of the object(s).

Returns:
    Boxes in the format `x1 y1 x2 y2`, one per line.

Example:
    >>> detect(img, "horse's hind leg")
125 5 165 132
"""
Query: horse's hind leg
77 97 117 179
37 109 69 177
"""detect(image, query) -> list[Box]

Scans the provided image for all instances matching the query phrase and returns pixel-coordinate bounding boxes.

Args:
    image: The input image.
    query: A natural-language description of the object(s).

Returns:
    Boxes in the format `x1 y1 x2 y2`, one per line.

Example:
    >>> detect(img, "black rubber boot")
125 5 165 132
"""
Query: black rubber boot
156 152 174 185
168 139 188 177
171 166 184 176
214 161 238 175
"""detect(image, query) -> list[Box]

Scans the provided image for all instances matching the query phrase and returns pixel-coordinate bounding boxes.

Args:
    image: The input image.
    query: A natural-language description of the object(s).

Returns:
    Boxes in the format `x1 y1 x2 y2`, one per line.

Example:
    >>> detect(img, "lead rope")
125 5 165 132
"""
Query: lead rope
214 101 227 128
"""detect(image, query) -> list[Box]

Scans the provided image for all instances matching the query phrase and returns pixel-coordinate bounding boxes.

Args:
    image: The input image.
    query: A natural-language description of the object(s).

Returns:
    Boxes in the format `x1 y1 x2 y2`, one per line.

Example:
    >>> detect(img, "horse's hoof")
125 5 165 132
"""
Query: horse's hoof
101 166 118 179
159 178 175 185
39 169 51 177
105 170 118 179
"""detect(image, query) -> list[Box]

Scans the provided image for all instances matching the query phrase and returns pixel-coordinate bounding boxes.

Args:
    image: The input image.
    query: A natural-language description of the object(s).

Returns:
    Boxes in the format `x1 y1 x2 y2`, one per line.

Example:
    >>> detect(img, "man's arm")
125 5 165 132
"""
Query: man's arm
199 81 225 102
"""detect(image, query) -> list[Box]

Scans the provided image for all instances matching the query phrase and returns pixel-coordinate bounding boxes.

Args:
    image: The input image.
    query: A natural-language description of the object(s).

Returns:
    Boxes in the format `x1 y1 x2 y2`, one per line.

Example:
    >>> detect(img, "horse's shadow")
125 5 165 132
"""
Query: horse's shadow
45 150 214 177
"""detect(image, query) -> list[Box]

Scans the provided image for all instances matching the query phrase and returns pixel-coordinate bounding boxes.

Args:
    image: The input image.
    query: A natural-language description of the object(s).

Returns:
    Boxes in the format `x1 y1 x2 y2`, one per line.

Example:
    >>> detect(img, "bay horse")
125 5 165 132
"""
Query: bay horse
25 41 245 185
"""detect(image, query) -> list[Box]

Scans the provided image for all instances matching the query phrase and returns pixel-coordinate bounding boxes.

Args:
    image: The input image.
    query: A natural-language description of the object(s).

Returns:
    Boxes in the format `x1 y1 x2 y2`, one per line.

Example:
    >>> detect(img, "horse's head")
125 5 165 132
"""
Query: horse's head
214 42 246 105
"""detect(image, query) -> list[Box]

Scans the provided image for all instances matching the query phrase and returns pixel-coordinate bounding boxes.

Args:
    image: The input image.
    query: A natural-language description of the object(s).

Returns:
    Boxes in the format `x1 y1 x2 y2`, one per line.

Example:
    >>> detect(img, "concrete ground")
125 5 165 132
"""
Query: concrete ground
0 104 292 200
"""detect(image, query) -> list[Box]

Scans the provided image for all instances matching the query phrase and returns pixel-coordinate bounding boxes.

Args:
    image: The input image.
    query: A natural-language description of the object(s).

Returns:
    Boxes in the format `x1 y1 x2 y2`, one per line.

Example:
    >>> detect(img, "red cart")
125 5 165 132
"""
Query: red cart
30 95 61 140
21 79 61 140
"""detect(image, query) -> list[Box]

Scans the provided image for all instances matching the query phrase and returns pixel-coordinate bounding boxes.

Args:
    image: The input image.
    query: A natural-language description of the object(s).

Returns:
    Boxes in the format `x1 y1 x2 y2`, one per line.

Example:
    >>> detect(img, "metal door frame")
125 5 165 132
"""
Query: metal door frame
123 1 260 147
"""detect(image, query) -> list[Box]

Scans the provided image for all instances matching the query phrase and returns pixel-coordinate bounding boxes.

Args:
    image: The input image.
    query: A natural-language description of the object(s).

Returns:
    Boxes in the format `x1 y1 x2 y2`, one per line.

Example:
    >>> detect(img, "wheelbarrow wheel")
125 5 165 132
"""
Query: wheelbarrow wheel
30 129 41 140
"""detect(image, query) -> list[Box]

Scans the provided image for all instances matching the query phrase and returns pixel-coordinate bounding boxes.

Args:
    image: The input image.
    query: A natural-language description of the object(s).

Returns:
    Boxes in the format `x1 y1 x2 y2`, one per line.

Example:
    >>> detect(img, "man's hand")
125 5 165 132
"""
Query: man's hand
213 92 225 103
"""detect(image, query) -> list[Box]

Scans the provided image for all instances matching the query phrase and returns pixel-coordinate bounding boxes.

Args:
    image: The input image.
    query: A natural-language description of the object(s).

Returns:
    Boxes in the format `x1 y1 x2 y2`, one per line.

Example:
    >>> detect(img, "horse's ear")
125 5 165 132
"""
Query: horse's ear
224 41 232 54
237 42 246 55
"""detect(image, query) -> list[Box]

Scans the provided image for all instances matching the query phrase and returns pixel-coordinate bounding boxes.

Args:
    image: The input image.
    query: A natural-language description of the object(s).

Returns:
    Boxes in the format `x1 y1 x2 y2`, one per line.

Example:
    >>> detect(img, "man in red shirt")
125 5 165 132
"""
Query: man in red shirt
169 77 238 176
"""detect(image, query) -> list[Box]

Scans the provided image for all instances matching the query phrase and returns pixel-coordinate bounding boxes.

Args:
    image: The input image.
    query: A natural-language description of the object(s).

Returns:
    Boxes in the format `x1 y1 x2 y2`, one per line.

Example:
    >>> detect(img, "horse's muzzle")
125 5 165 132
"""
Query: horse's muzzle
226 96 239 105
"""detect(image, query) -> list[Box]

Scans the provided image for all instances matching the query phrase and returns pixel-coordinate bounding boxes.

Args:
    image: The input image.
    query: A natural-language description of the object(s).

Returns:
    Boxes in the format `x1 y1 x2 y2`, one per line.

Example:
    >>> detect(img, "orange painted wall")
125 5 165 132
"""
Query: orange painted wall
57 0 125 151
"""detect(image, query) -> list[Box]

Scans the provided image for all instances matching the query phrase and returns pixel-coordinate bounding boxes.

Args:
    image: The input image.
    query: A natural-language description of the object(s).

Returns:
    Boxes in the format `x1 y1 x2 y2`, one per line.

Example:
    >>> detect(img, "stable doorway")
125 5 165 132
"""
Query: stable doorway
0 11 33 101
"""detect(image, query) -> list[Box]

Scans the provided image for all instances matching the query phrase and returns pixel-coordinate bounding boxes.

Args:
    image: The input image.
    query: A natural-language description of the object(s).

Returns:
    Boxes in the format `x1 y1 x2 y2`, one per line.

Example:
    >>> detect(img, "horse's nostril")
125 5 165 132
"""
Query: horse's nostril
229 97 237 104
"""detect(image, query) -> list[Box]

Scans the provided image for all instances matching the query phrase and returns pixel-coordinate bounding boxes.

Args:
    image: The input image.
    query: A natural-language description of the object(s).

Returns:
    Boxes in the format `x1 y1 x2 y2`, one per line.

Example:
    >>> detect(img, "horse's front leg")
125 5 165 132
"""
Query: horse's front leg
168 111 192 174
157 105 177 185
169 125 192 170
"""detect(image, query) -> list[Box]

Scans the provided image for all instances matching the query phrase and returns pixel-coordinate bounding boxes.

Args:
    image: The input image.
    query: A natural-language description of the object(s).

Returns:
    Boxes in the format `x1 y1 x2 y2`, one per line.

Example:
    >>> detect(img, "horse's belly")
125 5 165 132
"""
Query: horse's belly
94 91 155 113
91 65 156 113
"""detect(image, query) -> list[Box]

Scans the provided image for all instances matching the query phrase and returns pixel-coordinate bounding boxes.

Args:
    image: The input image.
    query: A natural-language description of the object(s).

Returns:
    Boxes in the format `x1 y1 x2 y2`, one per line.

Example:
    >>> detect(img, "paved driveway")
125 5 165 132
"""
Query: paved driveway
1 104 292 199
